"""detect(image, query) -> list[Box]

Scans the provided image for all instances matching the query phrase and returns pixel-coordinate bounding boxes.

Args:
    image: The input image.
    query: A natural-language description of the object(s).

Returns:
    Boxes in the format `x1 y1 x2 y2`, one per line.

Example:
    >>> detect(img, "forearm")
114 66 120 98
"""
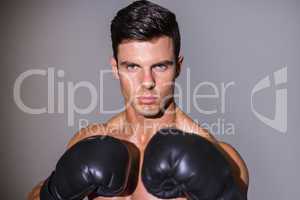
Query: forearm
27 180 44 200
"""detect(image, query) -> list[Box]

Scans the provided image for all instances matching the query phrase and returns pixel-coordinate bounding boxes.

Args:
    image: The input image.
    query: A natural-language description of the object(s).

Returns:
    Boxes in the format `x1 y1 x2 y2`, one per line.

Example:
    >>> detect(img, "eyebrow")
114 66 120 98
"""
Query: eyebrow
119 60 175 68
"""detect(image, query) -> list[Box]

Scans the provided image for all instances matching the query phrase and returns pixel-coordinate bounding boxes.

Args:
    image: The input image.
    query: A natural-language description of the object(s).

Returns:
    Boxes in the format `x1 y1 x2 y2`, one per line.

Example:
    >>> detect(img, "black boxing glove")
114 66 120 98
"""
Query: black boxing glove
40 135 140 200
142 128 246 200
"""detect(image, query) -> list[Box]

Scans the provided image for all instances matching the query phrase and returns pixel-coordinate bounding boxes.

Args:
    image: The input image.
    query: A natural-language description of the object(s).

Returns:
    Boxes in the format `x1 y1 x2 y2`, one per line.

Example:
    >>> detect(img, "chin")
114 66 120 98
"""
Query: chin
134 104 162 118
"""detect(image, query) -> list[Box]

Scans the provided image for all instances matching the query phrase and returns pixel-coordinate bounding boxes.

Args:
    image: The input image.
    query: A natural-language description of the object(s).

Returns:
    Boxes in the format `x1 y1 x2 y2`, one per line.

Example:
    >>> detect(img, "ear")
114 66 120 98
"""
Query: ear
110 57 119 80
175 55 184 78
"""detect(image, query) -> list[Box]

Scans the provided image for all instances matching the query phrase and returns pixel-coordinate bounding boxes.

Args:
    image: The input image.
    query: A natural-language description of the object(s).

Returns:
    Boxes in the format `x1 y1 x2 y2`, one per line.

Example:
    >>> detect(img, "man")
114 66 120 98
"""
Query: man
28 1 249 199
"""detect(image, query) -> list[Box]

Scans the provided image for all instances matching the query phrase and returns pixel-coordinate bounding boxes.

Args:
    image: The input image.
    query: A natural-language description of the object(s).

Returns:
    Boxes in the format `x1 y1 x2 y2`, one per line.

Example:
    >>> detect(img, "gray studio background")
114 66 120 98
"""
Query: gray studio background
1 0 299 199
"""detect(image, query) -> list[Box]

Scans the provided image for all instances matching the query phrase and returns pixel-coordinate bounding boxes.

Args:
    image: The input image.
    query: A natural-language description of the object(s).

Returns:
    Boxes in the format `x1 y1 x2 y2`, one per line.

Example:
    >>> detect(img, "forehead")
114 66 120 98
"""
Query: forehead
117 36 174 63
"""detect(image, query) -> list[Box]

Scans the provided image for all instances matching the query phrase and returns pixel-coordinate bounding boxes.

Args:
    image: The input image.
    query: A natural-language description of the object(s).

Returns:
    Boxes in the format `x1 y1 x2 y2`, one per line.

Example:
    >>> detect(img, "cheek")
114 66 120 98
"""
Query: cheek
156 72 175 93
156 79 175 96
120 75 141 95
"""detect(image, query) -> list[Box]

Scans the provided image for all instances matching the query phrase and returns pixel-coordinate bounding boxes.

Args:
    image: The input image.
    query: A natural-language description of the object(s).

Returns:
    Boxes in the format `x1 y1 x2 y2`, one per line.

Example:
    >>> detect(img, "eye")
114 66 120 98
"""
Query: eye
127 64 139 71
154 64 168 71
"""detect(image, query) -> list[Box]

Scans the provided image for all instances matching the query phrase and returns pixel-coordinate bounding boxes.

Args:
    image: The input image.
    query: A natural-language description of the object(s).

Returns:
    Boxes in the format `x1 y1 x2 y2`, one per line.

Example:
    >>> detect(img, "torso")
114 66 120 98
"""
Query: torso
77 108 219 200
91 150 185 200
90 142 187 200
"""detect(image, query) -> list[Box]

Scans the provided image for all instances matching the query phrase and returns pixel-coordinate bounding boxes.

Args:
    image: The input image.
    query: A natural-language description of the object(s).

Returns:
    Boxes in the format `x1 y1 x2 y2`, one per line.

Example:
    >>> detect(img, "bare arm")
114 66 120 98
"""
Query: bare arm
27 181 43 200
219 142 249 192
189 126 249 192
27 123 106 200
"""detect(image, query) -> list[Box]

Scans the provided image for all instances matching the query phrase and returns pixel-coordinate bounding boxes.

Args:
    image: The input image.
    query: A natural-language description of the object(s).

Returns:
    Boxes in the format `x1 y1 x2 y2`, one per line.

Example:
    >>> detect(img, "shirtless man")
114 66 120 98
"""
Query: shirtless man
28 1 249 199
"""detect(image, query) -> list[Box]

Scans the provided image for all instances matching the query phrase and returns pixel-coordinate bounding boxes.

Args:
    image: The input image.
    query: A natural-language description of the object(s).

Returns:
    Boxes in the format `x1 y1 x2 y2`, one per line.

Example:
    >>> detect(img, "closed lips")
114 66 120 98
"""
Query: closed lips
138 96 157 104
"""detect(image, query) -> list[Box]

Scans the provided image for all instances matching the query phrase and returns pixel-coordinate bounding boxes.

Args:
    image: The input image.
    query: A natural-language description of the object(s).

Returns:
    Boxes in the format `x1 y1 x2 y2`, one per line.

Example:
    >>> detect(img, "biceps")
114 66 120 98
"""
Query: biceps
218 142 249 190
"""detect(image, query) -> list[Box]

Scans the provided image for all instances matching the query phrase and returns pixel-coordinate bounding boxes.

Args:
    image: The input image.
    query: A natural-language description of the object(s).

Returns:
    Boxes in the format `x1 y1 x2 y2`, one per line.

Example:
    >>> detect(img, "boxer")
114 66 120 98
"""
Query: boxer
28 1 249 199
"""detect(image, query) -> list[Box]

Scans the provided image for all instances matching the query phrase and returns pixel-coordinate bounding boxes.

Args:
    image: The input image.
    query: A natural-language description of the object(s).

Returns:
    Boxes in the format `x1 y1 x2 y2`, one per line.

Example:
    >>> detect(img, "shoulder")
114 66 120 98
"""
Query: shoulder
176 109 249 189
218 141 249 190
175 109 219 143
66 123 109 149
66 113 127 149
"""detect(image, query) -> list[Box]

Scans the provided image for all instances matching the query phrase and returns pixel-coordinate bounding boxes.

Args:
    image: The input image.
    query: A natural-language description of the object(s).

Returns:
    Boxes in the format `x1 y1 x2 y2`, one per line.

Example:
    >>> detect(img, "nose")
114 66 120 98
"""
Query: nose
142 69 155 89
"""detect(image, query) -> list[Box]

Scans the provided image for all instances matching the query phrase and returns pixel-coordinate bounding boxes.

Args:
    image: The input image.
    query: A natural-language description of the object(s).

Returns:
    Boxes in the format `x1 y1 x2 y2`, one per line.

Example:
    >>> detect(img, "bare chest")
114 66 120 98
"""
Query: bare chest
90 149 185 200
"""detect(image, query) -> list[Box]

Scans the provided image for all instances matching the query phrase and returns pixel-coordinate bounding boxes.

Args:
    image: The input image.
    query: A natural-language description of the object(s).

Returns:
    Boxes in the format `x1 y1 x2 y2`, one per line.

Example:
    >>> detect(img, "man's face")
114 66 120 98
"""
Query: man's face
111 36 182 118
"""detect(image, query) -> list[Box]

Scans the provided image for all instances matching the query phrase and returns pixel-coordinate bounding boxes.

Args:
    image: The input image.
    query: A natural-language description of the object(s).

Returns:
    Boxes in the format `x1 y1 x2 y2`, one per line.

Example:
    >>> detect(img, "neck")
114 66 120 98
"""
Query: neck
122 101 179 147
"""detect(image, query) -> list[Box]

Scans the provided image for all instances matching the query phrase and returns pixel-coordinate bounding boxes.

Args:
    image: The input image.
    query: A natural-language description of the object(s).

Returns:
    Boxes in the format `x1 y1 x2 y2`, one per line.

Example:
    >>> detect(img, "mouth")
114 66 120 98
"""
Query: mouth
137 95 158 105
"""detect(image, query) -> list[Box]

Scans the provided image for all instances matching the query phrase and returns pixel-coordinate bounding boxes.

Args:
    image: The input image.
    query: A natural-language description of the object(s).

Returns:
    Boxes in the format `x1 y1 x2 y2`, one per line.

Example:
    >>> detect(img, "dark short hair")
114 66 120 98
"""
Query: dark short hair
110 0 181 60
